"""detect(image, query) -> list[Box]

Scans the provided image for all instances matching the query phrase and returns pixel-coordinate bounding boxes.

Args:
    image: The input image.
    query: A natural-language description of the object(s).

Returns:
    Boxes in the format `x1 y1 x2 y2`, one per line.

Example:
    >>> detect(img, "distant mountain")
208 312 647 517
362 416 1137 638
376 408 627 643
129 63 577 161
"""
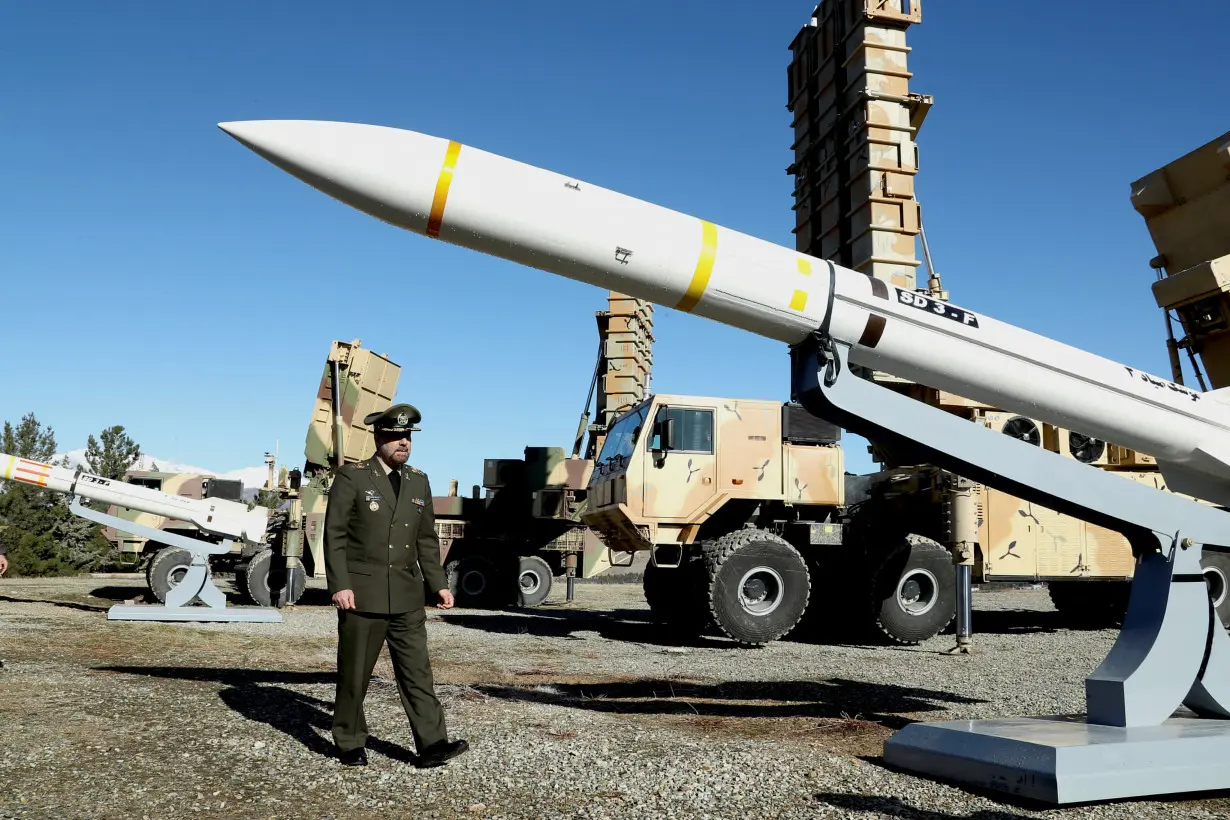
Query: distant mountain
55 449 274 501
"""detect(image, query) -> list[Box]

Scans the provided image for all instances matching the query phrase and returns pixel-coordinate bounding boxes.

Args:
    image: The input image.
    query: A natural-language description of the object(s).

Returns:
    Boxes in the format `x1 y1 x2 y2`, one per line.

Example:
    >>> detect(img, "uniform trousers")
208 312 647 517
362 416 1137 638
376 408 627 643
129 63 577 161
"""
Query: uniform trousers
332 607 447 753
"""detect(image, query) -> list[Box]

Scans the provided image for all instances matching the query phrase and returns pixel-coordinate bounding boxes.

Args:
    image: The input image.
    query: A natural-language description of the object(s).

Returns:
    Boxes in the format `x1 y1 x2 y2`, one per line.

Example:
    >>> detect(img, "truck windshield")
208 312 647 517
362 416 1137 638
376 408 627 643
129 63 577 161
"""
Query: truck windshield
597 401 650 463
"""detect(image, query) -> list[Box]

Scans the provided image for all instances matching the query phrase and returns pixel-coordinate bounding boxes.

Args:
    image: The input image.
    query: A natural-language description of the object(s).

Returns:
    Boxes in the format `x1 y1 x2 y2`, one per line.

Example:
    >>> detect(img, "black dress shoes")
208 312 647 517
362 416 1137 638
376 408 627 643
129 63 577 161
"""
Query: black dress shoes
415 738 469 768
338 746 368 766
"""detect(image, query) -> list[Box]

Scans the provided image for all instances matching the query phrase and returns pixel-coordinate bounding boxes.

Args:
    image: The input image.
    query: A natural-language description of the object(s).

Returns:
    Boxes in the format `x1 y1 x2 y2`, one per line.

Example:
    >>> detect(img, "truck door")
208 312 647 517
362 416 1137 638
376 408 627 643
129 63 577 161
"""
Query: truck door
641 404 718 521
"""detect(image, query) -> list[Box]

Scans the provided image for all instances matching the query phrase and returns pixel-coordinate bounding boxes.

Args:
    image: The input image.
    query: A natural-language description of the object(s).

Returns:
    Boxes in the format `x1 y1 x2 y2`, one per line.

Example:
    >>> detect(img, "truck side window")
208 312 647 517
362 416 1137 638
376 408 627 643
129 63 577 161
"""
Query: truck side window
650 408 714 454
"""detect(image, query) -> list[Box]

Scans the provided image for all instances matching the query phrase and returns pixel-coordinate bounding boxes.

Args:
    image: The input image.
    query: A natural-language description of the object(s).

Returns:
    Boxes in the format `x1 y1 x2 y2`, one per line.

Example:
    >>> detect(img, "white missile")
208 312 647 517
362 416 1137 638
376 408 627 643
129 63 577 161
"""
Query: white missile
0 454 269 543
218 119 1230 508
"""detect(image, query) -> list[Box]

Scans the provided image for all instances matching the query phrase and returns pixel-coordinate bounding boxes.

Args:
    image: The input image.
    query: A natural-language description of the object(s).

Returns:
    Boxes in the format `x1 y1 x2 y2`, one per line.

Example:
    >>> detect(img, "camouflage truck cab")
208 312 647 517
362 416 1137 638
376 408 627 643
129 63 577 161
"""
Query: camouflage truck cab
585 393 845 646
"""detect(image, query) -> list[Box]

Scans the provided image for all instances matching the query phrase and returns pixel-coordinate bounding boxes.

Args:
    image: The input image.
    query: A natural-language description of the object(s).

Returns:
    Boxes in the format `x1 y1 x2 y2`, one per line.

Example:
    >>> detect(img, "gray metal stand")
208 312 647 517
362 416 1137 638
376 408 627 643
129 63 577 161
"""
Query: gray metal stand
790 334 1230 805
68 498 282 623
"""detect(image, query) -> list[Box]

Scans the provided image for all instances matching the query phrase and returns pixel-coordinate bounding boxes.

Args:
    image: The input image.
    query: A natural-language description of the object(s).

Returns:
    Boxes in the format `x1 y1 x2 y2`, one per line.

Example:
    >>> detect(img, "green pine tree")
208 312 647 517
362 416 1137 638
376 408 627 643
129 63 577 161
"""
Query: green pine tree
83 425 142 480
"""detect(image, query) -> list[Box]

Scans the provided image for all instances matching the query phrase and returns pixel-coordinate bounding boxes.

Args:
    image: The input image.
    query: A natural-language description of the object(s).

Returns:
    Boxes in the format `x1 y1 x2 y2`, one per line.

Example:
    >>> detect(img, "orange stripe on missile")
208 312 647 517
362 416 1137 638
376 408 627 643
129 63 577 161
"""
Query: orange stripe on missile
427 140 462 238
13 459 52 487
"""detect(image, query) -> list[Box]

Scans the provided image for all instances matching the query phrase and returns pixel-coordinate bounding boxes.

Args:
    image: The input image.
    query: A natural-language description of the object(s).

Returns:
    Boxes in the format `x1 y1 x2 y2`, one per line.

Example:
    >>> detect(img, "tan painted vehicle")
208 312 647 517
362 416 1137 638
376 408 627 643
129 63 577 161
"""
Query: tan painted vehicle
582 391 1230 648
103 471 245 598
584 394 849 646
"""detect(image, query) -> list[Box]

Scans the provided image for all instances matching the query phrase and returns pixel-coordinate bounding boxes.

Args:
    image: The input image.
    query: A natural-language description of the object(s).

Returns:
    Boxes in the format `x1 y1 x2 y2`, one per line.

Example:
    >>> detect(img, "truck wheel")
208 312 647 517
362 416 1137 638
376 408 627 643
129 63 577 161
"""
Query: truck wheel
1202 551 1230 629
244 548 308 607
148 546 200 605
704 529 811 647
447 554 497 607
870 534 956 644
144 548 159 591
1047 581 1129 627
515 555 553 607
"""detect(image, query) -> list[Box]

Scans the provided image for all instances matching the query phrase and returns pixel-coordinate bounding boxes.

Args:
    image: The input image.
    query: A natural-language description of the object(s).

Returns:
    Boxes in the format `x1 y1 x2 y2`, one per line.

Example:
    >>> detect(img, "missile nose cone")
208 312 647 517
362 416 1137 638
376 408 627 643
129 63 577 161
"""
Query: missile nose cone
217 119 450 233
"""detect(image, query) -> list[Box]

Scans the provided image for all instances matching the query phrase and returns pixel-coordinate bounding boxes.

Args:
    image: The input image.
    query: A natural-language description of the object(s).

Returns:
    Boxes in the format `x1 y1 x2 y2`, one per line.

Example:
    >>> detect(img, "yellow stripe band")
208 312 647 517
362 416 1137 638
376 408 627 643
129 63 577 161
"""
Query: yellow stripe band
2 456 13 480
797 258 812 275
676 220 718 312
790 289 809 312
427 140 462 238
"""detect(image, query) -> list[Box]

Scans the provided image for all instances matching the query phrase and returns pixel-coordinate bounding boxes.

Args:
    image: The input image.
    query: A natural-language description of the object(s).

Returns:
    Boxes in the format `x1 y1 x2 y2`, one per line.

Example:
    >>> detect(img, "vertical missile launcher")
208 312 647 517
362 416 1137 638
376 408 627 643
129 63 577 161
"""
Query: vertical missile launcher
579 1 1228 647
1132 129 1230 390
781 0 1225 643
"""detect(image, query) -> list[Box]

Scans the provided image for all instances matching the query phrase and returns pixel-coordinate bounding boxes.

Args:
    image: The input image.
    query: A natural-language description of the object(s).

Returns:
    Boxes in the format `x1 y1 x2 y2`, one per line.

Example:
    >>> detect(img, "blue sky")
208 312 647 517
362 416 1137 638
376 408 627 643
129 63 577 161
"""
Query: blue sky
2 0 1227 492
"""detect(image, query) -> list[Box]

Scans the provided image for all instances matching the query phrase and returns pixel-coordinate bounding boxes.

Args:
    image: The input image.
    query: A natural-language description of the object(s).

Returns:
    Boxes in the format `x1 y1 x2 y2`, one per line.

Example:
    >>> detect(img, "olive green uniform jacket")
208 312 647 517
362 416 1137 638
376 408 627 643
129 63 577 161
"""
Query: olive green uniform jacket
323 458 447 614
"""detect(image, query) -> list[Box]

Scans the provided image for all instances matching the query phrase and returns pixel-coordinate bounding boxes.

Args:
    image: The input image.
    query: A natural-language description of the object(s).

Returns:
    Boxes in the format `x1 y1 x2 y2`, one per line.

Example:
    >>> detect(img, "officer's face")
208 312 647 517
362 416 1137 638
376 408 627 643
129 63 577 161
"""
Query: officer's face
376 432 411 465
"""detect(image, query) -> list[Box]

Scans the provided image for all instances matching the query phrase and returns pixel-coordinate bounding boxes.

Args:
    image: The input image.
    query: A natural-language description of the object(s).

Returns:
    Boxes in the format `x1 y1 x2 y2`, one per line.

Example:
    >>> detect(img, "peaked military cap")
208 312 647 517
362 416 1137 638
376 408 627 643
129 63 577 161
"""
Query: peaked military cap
364 403 421 434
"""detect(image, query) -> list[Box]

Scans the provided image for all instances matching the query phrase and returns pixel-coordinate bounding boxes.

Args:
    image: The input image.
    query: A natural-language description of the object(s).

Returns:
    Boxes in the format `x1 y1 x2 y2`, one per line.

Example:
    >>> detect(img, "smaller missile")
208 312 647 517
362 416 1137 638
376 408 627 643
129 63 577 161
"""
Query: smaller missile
0 454 268 543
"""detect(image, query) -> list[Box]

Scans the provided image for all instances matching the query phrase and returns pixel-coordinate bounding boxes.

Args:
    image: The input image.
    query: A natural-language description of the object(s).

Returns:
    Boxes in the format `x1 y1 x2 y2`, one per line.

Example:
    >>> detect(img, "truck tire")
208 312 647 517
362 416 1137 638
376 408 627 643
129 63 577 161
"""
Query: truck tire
446 554 497 607
704 528 811 647
243 548 308 607
869 534 956 645
1047 581 1129 627
148 546 199 605
515 555 553 607
1202 550 1230 629
144 548 159 591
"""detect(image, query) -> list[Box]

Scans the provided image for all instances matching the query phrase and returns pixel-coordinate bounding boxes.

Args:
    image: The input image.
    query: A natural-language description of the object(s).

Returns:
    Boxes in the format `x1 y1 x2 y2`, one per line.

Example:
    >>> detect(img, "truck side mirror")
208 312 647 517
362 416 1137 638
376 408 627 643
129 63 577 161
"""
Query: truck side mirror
652 414 676 454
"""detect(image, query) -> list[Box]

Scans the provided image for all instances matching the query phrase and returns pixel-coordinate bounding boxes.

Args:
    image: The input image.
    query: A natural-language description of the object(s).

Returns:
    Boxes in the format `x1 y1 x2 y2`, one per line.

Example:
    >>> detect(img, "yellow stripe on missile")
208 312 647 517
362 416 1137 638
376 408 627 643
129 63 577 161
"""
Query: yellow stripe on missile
790 290 809 312
427 140 462 238
677 220 718 312
797 258 812 276
2 456 14 481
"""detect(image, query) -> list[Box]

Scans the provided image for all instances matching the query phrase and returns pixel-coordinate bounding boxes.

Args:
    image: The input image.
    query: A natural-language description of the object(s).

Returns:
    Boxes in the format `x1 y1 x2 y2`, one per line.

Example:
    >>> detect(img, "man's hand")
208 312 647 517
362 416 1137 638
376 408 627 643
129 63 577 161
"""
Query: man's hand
332 589 355 610
0 554 7 576
436 589 454 609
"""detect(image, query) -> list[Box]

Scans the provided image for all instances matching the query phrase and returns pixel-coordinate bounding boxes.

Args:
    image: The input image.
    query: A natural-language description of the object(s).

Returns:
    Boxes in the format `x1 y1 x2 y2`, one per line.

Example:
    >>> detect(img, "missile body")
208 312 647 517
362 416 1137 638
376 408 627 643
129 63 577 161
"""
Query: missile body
0 454 268 543
219 120 1230 507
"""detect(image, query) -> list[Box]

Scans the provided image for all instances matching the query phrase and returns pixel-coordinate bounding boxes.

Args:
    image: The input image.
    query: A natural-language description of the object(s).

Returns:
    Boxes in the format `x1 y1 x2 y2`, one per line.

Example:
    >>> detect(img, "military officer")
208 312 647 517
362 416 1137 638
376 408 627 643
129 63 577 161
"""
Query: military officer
324 402 469 768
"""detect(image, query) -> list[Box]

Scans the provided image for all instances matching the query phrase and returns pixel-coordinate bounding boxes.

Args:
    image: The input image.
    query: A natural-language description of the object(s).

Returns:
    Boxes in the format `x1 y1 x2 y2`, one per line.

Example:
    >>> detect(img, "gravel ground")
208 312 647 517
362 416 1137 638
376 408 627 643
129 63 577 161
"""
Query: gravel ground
1 575 1228 819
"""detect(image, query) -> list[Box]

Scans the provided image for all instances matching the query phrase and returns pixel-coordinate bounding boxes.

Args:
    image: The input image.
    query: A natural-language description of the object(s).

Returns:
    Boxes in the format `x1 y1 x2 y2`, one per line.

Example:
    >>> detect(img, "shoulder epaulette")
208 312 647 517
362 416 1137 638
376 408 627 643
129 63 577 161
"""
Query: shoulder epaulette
406 465 425 476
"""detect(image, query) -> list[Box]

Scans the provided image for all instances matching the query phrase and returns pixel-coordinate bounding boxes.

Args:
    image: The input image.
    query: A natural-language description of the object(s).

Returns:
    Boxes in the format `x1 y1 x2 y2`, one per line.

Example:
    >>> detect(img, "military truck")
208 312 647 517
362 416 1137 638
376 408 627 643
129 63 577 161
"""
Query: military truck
580 387 1230 647
428 292 655 607
431 446 612 607
583 394 849 645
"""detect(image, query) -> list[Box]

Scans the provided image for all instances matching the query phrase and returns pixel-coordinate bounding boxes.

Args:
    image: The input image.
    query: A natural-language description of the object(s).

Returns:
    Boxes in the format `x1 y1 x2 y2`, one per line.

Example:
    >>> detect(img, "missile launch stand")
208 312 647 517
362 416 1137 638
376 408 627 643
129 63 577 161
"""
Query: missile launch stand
791 332 1230 805
69 498 282 623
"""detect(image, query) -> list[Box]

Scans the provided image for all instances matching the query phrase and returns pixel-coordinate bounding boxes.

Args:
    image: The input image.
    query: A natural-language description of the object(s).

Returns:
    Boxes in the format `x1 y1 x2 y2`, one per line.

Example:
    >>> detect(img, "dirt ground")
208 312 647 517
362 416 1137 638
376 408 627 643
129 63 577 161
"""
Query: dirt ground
1 576 1228 819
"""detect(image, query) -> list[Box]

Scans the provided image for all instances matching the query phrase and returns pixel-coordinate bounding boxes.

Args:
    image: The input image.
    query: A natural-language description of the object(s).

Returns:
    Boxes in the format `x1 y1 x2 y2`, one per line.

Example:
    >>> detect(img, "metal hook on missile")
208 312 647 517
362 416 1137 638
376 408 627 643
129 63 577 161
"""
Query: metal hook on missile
819 333 841 387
